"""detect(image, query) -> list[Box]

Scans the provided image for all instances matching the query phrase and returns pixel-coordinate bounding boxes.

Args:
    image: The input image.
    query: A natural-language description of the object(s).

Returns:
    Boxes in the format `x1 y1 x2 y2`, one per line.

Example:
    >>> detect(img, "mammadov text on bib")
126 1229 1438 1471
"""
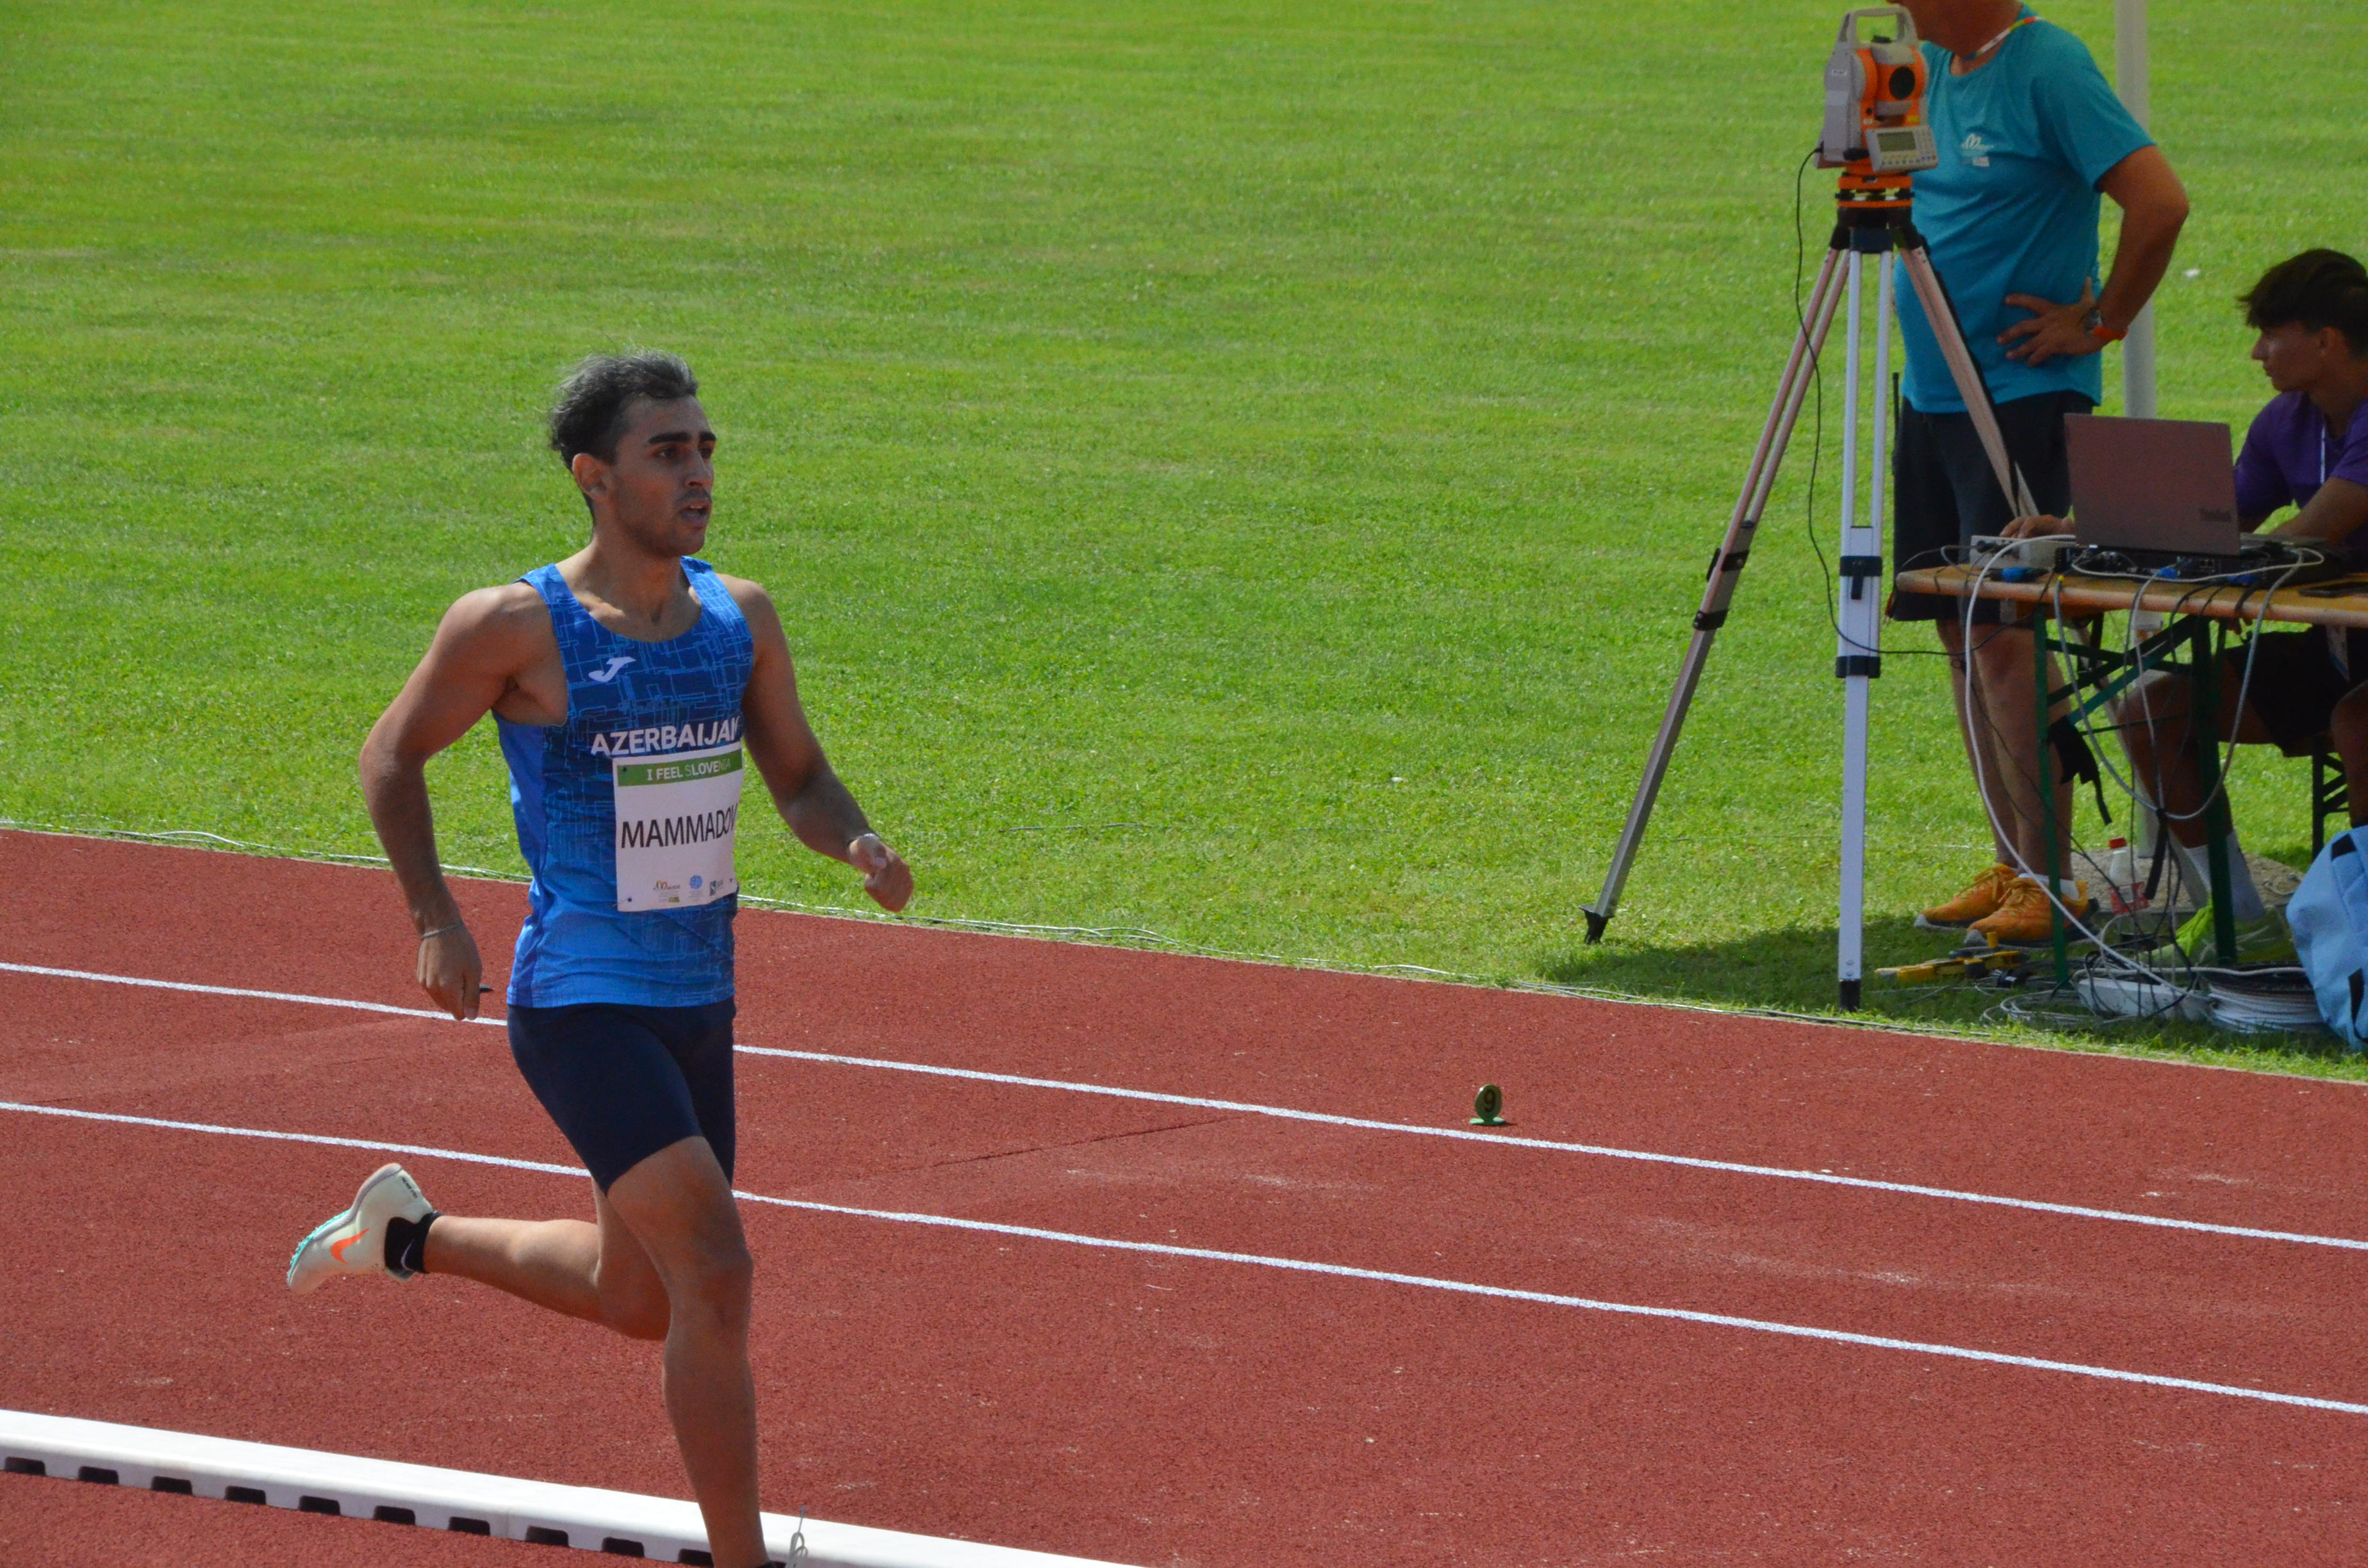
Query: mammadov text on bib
613 742 744 910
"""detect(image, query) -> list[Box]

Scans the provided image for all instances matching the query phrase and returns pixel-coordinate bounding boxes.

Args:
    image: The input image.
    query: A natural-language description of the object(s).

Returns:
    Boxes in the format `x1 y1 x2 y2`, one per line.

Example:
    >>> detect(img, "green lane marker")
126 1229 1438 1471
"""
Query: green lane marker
1470 1083 1507 1127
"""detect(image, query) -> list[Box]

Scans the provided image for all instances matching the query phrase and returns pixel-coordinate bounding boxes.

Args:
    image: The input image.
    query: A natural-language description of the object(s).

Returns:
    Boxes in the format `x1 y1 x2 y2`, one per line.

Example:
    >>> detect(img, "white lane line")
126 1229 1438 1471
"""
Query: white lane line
10 959 2368 1255
0 962 493 1024
4 1096 2364 1419
0 1099 579 1177
738 1045 2368 1255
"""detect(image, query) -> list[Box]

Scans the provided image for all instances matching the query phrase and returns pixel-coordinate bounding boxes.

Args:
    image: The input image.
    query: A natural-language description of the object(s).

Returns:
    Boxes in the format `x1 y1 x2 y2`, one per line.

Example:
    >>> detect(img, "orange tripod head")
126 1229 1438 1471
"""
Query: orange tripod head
1818 7 1938 211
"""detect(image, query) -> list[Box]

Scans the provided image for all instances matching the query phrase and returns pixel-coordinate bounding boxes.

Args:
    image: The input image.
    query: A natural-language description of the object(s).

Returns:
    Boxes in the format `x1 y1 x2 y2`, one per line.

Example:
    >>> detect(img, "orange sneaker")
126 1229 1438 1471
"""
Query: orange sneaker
1968 877 2089 947
1916 863 2019 931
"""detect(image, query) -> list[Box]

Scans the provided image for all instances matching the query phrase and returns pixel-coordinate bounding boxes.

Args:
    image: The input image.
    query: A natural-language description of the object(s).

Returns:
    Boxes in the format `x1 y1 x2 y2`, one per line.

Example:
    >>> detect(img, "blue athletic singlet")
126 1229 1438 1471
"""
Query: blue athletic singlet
498 559 755 1008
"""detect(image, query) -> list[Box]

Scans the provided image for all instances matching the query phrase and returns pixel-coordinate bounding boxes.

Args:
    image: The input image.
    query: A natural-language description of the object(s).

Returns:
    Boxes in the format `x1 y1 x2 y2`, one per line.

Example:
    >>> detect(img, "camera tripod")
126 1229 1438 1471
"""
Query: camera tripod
1581 198 2035 1008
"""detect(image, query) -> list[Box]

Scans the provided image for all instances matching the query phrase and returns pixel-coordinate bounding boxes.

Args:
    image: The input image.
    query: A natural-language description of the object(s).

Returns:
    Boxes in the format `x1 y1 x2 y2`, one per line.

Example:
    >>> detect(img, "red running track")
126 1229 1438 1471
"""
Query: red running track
4 828 2367 1564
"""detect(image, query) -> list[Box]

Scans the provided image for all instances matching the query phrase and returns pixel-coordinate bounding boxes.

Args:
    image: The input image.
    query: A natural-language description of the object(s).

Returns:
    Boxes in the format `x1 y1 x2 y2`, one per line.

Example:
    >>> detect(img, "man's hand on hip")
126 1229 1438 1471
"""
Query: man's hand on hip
418 924 484 1020
2000 281 2108 368
850 833 914 913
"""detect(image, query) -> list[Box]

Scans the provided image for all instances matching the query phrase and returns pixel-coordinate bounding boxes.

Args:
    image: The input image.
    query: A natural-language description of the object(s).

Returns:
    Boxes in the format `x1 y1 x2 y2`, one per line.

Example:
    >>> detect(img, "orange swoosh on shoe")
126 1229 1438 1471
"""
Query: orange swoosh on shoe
330 1229 370 1263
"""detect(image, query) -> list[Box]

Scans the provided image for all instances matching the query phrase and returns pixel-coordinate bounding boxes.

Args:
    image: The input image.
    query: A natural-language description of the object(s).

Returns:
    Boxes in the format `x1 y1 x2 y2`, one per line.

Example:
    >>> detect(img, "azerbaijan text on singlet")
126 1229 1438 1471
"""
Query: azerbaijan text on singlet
498 559 755 1008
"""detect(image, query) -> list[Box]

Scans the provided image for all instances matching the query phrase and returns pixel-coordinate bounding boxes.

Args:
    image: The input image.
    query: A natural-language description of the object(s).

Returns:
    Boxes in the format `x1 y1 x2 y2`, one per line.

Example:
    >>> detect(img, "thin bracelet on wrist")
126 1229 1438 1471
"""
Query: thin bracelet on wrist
419 921 466 943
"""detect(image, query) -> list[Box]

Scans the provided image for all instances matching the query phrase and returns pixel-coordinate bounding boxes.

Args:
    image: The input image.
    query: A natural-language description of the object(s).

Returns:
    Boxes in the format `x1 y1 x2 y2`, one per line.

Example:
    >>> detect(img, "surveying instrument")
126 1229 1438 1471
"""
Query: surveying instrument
1582 8 2037 1008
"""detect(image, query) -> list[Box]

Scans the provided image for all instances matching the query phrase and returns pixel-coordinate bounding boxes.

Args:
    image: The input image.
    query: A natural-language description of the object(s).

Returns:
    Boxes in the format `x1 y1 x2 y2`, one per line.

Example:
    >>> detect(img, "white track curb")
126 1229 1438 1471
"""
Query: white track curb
0 1410 1137 1567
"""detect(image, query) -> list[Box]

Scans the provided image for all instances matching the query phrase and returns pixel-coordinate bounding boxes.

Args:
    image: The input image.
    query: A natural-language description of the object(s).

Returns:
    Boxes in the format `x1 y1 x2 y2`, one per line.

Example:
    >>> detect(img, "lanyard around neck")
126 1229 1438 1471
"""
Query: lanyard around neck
1963 10 2036 63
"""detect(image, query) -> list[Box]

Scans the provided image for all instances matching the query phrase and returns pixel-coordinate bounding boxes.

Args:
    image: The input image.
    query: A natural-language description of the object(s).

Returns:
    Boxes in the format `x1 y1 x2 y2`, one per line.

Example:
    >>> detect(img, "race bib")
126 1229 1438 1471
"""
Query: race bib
613 743 743 911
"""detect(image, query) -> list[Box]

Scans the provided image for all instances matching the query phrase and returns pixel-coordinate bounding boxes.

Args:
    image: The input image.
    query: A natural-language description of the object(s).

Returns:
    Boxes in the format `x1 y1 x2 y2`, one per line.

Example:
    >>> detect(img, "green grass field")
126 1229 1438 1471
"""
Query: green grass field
5 1 2367 1072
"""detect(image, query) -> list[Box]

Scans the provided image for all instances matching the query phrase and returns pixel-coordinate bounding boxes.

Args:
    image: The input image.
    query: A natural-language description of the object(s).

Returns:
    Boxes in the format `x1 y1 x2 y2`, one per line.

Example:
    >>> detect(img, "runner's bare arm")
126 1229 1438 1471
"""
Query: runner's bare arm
725 576 913 913
360 584 564 1018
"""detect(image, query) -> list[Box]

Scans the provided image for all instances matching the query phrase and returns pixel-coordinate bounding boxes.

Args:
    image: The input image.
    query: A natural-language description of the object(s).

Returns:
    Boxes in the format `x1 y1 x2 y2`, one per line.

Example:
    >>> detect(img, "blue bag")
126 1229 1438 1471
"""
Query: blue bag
2287 828 2368 1049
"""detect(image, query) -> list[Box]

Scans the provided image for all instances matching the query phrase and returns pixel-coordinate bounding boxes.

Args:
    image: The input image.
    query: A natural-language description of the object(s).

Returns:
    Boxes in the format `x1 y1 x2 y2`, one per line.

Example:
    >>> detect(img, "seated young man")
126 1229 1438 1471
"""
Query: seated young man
2027 249 2368 961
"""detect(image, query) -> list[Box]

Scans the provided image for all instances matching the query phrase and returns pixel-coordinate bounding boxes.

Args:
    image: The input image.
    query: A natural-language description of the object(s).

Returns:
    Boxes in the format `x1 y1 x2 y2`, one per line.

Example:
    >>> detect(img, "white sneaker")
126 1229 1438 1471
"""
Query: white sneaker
286 1164 432 1294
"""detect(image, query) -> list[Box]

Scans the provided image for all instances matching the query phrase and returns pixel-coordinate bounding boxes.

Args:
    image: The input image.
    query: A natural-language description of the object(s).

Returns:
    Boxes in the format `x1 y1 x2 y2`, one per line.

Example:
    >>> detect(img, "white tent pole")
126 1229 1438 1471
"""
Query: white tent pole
2115 0 2157 418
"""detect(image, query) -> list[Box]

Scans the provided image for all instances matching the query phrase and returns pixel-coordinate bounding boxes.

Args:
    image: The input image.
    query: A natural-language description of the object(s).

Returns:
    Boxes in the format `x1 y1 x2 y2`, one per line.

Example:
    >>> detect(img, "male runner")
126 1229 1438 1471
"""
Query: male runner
287 350 912 1568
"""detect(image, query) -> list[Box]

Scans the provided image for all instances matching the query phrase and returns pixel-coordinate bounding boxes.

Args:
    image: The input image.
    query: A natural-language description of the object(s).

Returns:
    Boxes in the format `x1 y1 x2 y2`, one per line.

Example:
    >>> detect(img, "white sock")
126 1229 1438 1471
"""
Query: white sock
2166 838 2205 904
2170 835 2265 922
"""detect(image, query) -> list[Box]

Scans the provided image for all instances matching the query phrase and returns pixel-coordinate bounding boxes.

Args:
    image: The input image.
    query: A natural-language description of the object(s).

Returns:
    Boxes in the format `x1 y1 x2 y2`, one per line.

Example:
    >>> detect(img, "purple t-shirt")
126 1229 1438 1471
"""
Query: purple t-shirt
2234 390 2368 521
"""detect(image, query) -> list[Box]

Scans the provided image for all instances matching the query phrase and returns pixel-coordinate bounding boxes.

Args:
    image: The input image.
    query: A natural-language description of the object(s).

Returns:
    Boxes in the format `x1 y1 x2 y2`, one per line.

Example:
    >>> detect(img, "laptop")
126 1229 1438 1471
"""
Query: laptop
2063 414 2248 562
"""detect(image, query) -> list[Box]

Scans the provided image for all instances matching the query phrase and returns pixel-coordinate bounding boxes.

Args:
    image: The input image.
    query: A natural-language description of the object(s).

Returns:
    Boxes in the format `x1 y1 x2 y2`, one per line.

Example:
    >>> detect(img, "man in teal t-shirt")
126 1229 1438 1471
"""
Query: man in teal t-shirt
1891 1 2189 947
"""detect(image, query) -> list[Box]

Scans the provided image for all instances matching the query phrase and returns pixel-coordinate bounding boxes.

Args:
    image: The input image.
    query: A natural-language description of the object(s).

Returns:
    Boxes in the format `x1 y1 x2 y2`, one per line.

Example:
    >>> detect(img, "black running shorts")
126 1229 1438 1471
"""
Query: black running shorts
1889 389 2093 625
507 999 737 1193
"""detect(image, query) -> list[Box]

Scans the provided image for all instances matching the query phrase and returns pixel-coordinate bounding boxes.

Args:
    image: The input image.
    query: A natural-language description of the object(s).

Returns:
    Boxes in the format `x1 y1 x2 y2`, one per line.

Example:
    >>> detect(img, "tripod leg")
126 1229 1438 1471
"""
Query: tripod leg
1835 247 1892 1009
1583 243 1850 942
1896 244 2037 516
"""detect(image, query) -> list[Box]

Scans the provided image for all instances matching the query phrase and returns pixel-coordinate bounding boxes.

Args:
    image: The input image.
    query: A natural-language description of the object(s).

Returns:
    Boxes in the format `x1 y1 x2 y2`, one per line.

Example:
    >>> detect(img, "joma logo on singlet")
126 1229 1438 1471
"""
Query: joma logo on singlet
590 719 742 758
618 805 739 849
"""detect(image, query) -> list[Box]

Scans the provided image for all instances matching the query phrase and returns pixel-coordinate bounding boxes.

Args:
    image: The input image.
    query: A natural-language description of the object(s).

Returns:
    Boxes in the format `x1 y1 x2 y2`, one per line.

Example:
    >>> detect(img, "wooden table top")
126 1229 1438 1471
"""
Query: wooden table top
1893 563 2368 630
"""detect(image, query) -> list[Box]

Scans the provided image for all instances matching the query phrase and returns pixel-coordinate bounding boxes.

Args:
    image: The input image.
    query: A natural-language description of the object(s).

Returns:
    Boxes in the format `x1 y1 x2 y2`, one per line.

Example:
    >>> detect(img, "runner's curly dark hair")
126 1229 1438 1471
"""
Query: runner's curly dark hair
547 350 701 466
2239 249 2368 354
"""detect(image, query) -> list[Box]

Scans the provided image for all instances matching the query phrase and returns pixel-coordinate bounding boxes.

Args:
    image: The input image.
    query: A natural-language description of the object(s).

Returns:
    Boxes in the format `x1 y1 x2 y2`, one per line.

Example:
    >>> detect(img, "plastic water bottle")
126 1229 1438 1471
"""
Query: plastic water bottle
2103 837 2146 913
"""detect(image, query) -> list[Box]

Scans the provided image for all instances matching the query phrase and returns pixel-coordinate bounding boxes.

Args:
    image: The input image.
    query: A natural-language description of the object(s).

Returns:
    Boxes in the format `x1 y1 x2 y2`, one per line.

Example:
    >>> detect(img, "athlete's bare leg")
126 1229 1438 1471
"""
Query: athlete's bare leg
429 1192 668 1337
424 1137 766 1568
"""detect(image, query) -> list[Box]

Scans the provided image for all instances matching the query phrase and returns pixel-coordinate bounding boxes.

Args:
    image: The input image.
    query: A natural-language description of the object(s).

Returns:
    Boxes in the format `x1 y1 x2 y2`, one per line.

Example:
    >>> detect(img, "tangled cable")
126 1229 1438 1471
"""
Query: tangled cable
1946 542 2325 1029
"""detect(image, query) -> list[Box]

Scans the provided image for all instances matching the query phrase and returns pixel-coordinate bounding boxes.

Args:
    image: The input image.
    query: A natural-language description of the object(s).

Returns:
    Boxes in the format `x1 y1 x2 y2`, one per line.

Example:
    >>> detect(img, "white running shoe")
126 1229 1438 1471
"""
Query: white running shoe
286 1163 432 1294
